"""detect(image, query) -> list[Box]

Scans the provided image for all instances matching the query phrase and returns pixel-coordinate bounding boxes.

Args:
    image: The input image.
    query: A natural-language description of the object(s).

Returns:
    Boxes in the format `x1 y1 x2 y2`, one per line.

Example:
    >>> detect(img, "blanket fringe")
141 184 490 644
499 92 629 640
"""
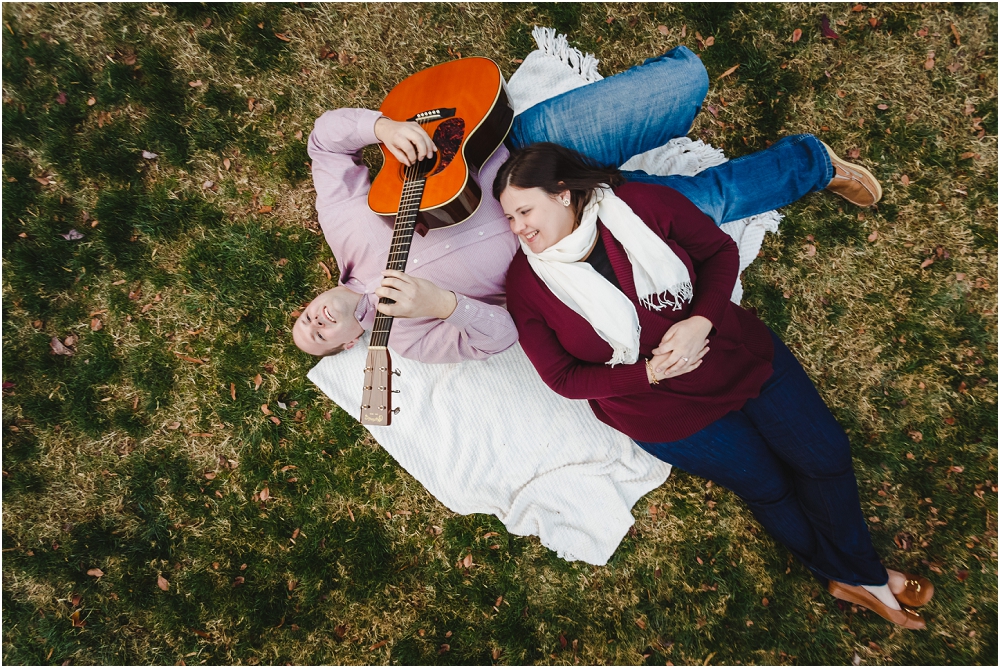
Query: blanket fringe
532 26 602 82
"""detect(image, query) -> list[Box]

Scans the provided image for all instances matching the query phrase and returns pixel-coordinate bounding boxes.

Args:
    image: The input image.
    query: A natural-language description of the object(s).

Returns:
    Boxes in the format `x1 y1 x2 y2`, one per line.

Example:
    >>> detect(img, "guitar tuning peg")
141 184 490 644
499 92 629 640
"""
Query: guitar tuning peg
392 368 401 376
391 389 400 394
392 407 401 415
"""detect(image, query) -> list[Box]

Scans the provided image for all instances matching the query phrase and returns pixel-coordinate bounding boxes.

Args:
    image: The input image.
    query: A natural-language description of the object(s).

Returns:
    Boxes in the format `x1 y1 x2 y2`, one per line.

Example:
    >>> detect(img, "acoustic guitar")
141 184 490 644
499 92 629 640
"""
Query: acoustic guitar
360 57 514 426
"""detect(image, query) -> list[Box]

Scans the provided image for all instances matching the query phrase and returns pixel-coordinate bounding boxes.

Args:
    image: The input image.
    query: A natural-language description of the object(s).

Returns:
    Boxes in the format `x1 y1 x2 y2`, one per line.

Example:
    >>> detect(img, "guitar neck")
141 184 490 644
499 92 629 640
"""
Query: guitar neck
369 176 427 349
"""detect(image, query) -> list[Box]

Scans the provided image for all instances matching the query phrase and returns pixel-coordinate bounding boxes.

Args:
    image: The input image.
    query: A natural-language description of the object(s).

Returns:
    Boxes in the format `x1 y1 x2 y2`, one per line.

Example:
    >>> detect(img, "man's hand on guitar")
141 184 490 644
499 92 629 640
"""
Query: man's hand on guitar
374 117 437 166
375 270 458 320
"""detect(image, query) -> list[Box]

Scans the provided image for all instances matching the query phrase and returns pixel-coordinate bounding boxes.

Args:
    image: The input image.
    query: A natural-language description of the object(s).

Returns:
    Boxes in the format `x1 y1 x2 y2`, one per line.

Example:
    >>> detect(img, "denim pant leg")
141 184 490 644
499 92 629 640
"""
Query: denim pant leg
739 330 888 586
636 412 823 571
622 133 835 225
510 45 709 166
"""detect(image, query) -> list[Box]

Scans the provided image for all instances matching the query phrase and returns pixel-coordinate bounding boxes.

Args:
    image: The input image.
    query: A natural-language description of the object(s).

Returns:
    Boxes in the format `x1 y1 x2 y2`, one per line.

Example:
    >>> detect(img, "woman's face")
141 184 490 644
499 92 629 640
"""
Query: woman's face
500 186 575 253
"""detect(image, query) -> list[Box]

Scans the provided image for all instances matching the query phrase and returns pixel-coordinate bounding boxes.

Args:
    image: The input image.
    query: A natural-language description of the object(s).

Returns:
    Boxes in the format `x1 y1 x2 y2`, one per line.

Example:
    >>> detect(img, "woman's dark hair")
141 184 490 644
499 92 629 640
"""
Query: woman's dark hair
492 143 624 227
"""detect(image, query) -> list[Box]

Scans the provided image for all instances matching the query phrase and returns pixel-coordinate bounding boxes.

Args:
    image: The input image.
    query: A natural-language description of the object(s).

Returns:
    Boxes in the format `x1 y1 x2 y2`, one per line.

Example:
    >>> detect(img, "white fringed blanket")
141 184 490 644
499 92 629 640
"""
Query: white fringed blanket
308 28 781 565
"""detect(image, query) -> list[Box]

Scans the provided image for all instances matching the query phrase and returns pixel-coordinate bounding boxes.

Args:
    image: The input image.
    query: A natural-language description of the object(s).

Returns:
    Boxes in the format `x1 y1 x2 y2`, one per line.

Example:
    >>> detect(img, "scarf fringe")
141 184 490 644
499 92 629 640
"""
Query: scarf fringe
531 26 602 82
639 281 694 312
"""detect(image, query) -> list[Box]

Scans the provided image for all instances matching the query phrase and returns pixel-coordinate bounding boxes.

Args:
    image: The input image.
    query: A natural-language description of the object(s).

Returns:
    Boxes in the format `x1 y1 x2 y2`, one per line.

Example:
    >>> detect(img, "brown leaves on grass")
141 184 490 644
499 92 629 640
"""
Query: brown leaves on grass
50 337 74 356
900 174 910 186
261 403 271 415
894 532 914 550
259 486 270 502
657 25 670 37
70 609 85 627
717 64 739 80
370 639 389 651
87 568 104 577
90 318 103 331
924 52 936 70
792 29 802 43
819 14 839 39
254 374 263 390
950 23 961 45
274 32 291 42
319 261 332 281
157 574 170 591
173 352 204 364
852 4 865 11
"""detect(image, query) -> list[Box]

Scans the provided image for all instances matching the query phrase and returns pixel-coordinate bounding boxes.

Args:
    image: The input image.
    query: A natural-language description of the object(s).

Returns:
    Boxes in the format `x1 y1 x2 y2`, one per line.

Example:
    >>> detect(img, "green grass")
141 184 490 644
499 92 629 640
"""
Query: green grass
3 3 997 665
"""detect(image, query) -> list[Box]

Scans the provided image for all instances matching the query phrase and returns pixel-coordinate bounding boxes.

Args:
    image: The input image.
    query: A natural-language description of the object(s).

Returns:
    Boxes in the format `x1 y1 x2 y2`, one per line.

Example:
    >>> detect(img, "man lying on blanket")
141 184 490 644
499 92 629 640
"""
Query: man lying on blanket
292 45 878 362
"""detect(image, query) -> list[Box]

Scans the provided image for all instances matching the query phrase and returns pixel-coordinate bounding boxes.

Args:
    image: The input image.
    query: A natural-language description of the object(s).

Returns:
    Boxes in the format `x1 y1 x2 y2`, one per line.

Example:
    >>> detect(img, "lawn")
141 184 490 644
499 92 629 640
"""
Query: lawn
2 2 997 665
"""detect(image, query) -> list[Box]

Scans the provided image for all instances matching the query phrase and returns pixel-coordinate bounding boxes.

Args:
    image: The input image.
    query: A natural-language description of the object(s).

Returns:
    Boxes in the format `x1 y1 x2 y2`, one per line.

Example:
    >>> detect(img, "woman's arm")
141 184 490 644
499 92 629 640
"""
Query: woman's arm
507 262 655 400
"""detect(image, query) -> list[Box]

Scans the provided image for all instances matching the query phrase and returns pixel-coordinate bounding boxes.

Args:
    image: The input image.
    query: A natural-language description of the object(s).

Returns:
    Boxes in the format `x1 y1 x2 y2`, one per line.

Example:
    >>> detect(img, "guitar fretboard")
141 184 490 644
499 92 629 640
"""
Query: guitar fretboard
369 176 427 348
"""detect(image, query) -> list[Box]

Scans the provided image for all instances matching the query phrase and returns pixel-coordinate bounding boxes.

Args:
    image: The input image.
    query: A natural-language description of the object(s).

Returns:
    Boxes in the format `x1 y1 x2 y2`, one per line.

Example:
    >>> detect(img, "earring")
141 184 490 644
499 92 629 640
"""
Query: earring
562 198 570 206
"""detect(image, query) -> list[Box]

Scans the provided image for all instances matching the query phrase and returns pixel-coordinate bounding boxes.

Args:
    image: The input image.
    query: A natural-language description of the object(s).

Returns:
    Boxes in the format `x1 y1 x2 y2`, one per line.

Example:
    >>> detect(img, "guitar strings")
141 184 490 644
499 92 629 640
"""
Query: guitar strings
371 120 432 347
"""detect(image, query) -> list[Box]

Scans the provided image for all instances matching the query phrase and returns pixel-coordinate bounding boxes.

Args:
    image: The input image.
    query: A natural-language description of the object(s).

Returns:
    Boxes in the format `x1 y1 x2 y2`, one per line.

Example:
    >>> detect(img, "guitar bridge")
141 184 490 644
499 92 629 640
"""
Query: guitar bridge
408 107 456 123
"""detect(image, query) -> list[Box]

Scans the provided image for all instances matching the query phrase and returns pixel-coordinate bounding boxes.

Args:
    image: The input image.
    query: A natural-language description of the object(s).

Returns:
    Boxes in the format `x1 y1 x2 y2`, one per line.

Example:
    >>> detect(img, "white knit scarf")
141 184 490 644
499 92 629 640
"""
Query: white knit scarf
522 189 693 365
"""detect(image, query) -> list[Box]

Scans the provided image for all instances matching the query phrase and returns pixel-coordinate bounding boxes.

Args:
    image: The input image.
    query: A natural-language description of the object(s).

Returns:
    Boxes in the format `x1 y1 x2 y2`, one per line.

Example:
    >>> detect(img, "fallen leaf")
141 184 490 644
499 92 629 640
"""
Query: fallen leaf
867 231 878 242
202 180 215 190
877 103 889 110
87 568 104 577
257 205 273 214
142 150 158 160
204 471 216 480
868 17 879 28
173 353 204 364
254 374 263 390
920 257 934 269
319 261 332 280
167 422 181 430
338 50 350 66
956 569 969 581
492 648 502 660
908 430 923 442
950 23 961 45
657 25 670 36
706 105 719 118
232 576 245 587
277 257 288 267
704 36 714 47
819 14 839 39
157 574 169 591
635 618 647 630
437 643 449 655
50 337 73 356
34 175 50 185
71 609 85 627
295 130 303 140
56 91 67 105
947 62 962 73
852 4 865 11
288 579 297 590
90 318 103 331
291 527 301 540
188 80 202 88
900 174 910 186
792 28 802 42
247 97 256 112
61 229 84 241
230 383 236 400
717 64 739 80
806 244 817 257
223 158 231 170
959 152 977 160
86 96 96 106
261 404 271 415
259 487 270 501
924 52 935 70
847 148 861 159
274 32 291 42
462 553 473 569
270 416 281 425
71 593 83 607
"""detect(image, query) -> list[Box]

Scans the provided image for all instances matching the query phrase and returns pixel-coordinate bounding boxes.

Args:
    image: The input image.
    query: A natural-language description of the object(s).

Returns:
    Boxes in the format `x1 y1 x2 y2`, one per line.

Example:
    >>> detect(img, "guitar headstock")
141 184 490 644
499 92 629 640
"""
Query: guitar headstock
360 347 392 426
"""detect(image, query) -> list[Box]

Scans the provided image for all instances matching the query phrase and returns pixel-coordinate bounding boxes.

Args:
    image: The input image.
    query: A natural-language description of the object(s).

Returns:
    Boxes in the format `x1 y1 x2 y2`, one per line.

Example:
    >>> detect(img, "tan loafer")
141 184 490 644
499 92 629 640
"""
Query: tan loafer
828 580 926 630
894 573 935 608
821 141 883 207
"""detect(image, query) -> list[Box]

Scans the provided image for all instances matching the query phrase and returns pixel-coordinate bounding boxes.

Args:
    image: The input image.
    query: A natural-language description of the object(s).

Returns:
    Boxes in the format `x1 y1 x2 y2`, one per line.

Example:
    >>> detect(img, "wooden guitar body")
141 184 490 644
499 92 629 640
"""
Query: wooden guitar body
367 57 514 231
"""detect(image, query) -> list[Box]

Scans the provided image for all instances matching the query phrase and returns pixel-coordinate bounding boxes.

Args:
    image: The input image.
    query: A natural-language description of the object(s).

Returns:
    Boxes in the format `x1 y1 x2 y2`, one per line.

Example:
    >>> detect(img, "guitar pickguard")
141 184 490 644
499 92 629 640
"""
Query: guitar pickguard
429 118 465 176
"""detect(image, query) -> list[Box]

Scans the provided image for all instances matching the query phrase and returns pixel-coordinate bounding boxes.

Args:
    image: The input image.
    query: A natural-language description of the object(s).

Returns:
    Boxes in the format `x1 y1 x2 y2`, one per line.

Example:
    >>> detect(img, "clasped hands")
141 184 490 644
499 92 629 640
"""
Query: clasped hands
646 315 713 384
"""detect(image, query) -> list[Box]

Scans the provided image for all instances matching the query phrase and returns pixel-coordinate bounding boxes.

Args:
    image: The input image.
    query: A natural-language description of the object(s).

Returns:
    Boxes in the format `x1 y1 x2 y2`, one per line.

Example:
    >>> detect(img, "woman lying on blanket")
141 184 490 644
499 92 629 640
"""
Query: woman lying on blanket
495 141 934 630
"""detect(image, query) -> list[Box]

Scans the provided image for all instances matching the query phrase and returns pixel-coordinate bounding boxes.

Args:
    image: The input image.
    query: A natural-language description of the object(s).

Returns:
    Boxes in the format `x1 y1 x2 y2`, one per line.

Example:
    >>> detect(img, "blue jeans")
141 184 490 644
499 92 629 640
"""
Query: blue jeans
511 46 834 225
636 330 888 587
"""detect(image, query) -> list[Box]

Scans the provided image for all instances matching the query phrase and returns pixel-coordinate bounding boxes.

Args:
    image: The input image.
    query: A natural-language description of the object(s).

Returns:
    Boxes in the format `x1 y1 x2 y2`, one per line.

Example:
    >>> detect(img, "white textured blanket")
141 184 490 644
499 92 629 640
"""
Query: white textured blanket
308 28 781 565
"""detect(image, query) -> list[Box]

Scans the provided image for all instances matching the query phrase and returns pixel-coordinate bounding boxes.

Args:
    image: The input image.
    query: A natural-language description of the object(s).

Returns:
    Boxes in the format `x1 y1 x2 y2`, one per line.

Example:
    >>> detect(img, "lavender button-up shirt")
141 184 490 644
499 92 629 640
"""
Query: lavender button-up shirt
308 108 519 363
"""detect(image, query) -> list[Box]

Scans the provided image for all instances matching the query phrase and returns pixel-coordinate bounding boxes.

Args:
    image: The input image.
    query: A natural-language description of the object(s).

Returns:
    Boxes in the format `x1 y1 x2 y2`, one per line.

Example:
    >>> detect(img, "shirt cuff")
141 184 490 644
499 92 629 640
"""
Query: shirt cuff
611 360 657 395
443 293 478 330
357 109 384 147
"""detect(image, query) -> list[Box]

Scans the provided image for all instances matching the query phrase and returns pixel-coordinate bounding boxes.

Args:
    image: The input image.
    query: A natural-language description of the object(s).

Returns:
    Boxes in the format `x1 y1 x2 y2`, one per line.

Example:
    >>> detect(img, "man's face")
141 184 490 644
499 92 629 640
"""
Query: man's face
292 286 365 356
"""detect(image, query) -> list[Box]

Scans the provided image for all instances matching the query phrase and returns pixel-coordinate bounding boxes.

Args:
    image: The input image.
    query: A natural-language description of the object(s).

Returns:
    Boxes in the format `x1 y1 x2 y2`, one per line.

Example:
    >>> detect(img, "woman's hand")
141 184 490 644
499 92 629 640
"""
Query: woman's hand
374 117 437 166
375 270 457 320
649 316 714 379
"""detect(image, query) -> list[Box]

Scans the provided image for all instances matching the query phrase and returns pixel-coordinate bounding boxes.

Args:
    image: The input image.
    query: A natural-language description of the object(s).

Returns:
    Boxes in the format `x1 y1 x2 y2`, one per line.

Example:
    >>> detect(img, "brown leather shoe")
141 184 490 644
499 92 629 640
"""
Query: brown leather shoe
828 580 926 630
821 141 883 207
893 573 935 608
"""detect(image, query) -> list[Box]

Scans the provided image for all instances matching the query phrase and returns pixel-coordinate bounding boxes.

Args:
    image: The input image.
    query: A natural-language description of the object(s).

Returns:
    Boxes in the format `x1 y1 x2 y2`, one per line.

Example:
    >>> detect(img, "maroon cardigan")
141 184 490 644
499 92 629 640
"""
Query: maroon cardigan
506 182 774 443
